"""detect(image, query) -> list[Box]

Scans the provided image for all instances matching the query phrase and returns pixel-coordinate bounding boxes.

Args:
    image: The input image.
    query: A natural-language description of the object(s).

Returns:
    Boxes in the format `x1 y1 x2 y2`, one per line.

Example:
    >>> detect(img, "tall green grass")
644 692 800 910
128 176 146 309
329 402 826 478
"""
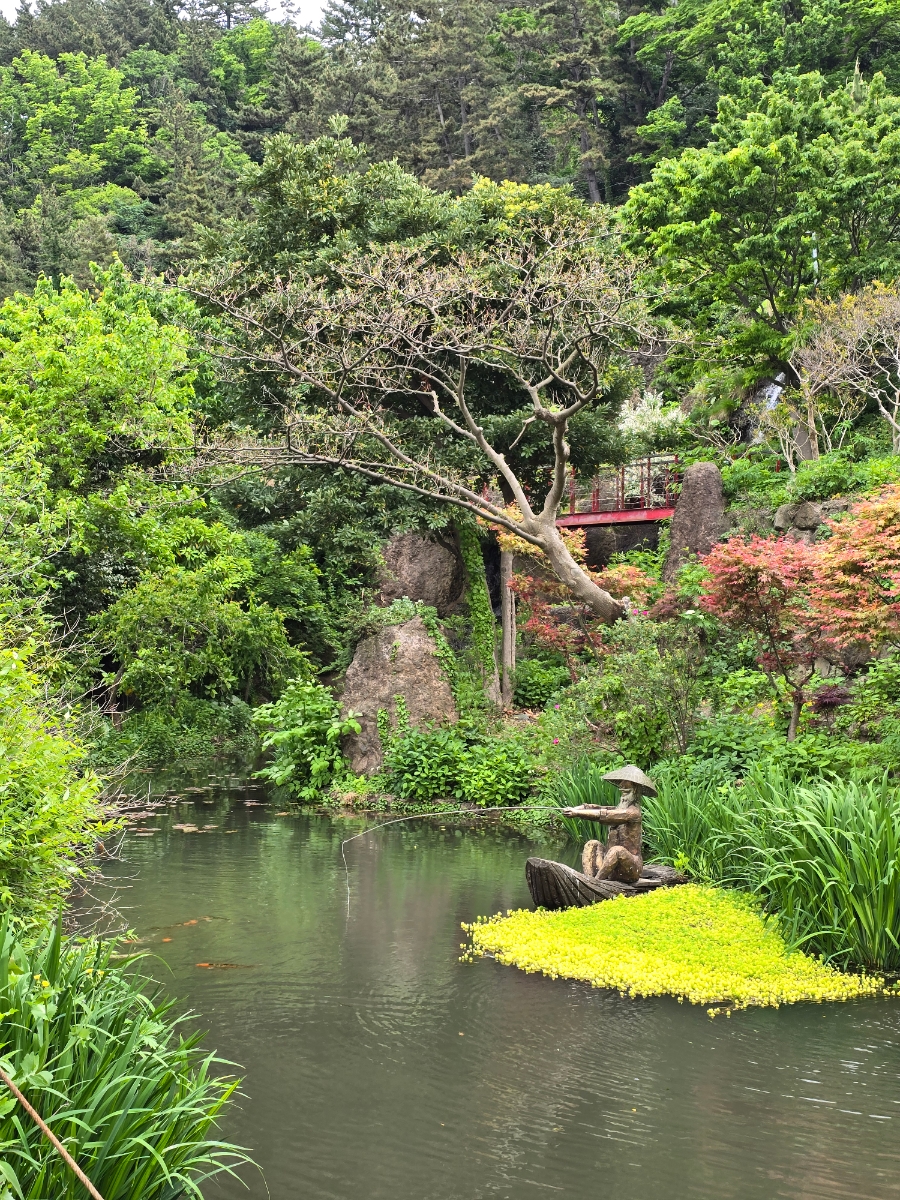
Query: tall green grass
743 773 900 971
0 919 252 1199
551 759 900 971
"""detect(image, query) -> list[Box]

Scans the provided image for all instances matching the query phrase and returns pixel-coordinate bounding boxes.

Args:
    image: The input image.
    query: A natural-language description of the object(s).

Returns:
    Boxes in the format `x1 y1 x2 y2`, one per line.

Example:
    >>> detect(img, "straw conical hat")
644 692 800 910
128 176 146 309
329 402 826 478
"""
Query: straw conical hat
602 765 657 796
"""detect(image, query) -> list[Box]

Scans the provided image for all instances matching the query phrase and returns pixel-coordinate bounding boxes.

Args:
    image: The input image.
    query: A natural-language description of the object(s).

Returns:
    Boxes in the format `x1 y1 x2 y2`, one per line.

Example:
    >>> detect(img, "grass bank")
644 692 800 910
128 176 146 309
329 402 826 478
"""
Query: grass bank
0 920 251 1198
465 886 884 1011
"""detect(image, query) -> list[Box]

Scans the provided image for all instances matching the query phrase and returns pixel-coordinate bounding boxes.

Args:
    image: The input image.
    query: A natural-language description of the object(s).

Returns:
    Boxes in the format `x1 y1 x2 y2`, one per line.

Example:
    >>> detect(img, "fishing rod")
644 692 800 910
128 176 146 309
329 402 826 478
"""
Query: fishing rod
340 805 562 916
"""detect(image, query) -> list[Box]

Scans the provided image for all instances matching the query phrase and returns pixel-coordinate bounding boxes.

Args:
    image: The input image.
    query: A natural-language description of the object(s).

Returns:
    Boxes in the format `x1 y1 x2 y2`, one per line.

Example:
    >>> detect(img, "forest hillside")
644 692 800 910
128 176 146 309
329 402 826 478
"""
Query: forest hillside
1 0 900 921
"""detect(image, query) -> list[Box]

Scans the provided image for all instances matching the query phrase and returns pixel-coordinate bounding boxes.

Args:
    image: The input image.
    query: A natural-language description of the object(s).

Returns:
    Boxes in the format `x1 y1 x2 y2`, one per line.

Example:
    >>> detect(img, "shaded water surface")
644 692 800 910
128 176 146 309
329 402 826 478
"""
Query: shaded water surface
86 777 900 1199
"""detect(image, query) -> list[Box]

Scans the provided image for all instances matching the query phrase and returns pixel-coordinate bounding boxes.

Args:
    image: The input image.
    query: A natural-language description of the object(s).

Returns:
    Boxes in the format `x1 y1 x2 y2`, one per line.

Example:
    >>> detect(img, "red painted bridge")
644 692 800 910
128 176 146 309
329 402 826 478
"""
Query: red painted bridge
555 455 680 528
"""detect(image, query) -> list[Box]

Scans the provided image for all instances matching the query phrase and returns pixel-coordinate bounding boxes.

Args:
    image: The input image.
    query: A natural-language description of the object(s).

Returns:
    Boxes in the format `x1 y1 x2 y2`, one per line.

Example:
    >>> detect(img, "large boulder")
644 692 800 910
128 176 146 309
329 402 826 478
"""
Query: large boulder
585 522 660 569
341 617 458 774
378 532 465 615
663 462 726 581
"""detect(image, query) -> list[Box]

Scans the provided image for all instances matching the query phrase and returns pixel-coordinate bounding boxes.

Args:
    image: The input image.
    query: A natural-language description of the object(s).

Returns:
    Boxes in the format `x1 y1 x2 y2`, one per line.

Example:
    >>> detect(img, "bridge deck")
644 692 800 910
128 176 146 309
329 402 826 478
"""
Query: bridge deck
556 506 675 528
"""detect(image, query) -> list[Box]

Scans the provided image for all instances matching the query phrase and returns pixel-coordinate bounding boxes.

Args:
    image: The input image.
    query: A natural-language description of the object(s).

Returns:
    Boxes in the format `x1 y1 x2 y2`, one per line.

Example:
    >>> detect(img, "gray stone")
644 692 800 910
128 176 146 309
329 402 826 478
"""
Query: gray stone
821 497 852 519
341 617 458 774
775 498 834 539
378 532 465 615
663 462 726 581
791 500 823 530
773 502 798 531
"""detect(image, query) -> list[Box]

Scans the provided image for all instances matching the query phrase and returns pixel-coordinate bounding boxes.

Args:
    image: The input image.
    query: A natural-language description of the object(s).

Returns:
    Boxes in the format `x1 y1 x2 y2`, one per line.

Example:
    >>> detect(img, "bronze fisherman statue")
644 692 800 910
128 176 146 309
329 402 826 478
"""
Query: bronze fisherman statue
562 765 656 885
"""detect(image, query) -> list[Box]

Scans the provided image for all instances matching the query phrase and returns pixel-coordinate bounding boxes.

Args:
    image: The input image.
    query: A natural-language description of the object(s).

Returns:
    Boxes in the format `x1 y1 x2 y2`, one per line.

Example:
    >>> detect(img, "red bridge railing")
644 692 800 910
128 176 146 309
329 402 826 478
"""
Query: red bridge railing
556 455 680 528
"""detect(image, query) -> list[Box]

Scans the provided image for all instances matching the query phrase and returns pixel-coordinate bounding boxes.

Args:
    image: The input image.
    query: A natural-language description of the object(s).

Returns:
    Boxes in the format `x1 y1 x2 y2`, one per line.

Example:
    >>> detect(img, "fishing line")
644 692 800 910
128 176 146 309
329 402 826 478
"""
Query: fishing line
340 805 559 917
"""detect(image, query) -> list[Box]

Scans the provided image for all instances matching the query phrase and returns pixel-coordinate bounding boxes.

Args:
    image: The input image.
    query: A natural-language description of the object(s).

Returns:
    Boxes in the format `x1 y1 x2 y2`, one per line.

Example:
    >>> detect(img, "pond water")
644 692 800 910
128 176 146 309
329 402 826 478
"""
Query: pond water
84 776 900 1200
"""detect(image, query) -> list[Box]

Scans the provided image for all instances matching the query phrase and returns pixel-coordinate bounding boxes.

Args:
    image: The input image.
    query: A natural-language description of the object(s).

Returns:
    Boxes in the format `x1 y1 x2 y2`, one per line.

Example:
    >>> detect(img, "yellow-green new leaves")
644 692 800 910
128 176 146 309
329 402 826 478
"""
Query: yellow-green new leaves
465 886 881 1009
0 265 194 490
3 50 156 194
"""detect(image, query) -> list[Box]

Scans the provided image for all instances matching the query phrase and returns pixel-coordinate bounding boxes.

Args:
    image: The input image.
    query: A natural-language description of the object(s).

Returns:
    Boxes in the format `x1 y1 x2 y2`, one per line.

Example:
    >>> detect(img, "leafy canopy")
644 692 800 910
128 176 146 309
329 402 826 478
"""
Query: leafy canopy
0 263 194 489
625 69 900 381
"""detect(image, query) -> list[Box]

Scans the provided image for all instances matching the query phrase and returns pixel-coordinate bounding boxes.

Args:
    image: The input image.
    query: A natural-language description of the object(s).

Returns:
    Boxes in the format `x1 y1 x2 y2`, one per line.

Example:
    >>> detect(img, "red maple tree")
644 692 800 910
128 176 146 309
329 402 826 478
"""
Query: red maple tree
700 535 829 739
810 485 900 650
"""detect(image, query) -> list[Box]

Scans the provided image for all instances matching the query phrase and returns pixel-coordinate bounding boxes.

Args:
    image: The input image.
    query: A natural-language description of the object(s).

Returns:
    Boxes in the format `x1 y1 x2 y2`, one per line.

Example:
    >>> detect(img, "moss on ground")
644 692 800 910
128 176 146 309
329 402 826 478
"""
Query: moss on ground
464 885 884 1011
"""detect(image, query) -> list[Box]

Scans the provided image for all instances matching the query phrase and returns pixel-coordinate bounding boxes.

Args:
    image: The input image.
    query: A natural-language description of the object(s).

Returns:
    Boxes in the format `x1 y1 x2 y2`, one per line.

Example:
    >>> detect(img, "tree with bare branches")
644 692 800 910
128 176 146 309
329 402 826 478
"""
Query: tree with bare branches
789 284 900 454
198 216 658 621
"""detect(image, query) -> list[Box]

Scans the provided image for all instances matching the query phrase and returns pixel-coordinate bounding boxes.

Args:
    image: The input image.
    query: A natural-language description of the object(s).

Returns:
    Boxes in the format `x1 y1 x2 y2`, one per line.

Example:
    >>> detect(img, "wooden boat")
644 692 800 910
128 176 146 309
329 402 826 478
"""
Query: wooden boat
525 858 687 911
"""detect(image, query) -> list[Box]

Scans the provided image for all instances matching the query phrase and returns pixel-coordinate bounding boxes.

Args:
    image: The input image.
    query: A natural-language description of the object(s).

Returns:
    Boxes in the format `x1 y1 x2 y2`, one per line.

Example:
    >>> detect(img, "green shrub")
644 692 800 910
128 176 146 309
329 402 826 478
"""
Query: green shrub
513 658 571 708
457 738 532 806
0 649 109 922
836 656 900 735
683 714 878 780
721 457 785 506
382 722 532 806
0 919 251 1199
88 697 257 770
567 619 708 760
93 557 304 708
253 677 360 801
786 453 865 501
384 726 466 801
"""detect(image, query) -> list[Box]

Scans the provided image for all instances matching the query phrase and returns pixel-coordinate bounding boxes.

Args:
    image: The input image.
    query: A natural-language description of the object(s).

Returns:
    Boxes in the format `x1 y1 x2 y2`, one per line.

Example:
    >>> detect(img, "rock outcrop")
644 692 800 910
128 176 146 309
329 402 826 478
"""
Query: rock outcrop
341 617 457 774
585 522 660 569
663 461 726 581
378 532 465 615
773 497 851 542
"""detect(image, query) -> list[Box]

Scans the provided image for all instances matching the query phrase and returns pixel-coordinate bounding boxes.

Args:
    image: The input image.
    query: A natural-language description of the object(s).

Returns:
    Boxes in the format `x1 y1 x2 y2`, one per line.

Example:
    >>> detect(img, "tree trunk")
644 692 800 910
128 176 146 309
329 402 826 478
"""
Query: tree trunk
537 518 624 622
459 88 473 158
576 105 602 204
787 690 804 741
500 548 516 707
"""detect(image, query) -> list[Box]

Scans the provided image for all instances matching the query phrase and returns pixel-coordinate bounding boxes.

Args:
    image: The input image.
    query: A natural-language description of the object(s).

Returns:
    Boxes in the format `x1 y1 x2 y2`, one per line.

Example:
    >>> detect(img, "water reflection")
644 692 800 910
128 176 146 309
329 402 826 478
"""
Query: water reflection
81 781 900 1200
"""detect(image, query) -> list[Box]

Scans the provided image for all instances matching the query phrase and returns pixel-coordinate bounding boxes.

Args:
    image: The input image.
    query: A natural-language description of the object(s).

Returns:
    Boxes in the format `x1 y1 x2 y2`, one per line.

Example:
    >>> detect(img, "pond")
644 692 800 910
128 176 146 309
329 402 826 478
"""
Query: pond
84 775 900 1200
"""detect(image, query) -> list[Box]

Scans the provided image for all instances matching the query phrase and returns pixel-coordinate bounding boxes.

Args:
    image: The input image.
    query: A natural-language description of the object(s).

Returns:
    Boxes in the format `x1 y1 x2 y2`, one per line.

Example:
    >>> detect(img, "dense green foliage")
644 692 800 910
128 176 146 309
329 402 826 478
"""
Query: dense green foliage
381 718 532 806
626 68 900 386
253 676 360 800
3 0 900 986
0 0 890 285
0 920 250 1198
0 649 109 921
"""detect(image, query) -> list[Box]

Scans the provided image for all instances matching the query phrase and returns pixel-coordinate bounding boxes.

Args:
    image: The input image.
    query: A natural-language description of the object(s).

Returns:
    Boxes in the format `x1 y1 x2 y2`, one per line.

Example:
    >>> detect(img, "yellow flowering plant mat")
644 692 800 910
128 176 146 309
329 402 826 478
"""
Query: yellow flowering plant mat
464 885 885 1011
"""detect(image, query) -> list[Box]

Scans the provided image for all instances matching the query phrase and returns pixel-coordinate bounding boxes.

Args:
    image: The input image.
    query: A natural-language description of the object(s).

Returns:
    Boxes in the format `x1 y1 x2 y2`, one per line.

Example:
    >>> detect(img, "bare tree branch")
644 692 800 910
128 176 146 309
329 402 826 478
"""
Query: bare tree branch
192 219 660 620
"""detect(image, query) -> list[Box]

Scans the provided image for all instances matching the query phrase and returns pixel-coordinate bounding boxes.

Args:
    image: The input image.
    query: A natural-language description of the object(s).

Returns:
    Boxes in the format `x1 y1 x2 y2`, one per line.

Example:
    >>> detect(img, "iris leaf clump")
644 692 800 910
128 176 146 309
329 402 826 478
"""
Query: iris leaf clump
0 919 252 1199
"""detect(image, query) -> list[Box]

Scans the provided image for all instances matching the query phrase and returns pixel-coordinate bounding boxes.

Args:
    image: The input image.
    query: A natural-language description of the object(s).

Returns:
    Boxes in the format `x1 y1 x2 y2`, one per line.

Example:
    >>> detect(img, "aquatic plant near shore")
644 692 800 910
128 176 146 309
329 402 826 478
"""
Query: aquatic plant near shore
0 919 252 1199
641 767 900 972
0 649 112 921
253 677 361 801
464 886 882 1010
